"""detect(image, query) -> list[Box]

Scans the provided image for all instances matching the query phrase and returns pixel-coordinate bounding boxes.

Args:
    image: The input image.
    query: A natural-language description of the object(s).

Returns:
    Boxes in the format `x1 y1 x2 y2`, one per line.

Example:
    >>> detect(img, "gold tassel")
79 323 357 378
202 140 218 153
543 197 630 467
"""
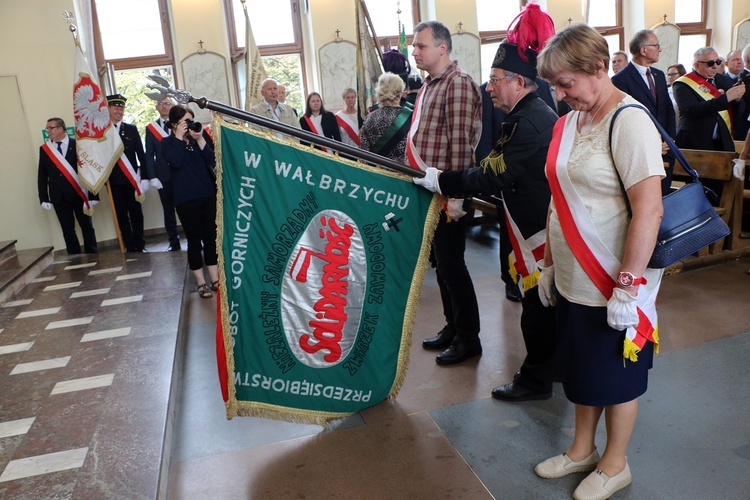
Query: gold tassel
480 153 507 175
623 337 640 363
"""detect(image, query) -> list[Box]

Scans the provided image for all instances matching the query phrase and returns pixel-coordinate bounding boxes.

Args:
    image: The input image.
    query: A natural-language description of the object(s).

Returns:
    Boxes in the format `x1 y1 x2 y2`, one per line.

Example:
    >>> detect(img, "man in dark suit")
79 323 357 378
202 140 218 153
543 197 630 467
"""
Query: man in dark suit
730 45 750 141
673 47 745 152
107 93 149 252
144 97 181 251
673 47 746 203
612 29 676 194
37 117 97 254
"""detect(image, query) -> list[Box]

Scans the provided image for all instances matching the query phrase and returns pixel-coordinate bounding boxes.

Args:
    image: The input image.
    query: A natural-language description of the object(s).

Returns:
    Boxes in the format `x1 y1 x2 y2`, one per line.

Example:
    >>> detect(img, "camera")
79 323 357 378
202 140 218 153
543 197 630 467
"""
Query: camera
185 119 203 133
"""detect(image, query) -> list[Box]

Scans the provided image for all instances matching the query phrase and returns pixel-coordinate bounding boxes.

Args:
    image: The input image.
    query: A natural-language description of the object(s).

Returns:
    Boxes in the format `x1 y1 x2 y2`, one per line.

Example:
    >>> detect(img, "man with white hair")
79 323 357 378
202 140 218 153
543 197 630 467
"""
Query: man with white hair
249 78 300 130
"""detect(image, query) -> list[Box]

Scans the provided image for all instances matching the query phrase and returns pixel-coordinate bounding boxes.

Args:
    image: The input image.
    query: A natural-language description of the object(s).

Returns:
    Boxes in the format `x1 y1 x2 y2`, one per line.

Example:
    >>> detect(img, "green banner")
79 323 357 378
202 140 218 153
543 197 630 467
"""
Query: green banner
215 122 440 424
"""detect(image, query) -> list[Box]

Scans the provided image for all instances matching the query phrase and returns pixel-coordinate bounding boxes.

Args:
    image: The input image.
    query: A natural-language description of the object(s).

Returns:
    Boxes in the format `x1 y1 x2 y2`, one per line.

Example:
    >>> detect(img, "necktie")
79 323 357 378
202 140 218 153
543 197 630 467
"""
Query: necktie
162 120 170 135
646 68 657 102
707 78 715 87
56 142 62 154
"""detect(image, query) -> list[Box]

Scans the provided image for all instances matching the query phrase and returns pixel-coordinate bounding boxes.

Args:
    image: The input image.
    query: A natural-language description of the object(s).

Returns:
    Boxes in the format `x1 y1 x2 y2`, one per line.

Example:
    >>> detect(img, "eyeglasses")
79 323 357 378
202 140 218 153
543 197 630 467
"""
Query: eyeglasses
157 102 173 107
666 72 680 77
643 43 661 49
487 75 512 85
697 59 723 67
45 125 61 131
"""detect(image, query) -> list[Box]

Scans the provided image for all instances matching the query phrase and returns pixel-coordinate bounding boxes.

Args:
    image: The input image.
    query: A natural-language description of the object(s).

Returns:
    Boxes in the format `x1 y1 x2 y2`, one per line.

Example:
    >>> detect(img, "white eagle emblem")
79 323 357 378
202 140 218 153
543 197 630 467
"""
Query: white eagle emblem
74 75 111 140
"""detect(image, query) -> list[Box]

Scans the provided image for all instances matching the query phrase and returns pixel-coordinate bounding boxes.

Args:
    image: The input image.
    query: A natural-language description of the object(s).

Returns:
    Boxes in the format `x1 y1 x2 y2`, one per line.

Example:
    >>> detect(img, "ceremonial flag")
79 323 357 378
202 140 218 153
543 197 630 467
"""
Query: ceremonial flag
215 122 439 424
355 0 383 122
243 1 267 110
398 22 408 58
73 42 122 195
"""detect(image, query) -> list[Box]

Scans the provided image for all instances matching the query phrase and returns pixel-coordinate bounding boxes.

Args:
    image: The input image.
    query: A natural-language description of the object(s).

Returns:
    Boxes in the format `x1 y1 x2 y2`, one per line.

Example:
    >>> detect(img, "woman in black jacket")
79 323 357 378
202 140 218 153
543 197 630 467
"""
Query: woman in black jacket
161 105 219 299
299 92 341 150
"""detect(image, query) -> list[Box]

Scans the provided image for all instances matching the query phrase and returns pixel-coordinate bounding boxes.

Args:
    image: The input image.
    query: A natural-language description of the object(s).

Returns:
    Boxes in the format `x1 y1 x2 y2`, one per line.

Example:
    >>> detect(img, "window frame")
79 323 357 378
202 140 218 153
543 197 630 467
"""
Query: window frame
90 0 176 72
675 0 711 46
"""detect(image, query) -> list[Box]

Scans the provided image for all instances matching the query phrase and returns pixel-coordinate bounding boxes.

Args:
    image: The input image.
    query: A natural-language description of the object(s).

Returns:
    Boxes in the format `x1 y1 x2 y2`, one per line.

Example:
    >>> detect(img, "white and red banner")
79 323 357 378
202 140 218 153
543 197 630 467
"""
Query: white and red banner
73 43 122 195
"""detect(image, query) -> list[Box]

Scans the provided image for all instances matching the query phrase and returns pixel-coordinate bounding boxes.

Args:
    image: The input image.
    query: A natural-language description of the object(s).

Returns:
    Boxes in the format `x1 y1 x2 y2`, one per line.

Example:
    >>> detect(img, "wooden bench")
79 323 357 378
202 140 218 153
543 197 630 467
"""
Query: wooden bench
673 148 742 254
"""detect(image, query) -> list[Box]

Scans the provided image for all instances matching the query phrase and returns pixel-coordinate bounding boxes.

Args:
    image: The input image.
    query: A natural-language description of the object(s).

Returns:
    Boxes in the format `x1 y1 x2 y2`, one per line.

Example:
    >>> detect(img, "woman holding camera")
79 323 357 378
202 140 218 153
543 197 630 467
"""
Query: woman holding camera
161 105 219 299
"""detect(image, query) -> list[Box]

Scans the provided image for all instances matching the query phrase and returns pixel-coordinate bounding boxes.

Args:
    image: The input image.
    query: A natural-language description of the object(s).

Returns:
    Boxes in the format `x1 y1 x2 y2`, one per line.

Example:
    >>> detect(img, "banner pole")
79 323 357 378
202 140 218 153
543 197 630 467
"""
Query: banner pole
146 81 424 178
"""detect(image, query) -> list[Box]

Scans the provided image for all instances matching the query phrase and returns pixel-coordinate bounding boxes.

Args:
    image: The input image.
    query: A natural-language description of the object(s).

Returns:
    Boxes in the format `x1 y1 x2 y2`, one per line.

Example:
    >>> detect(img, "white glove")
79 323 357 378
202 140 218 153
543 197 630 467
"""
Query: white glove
41 202 53 211
445 198 466 220
607 287 639 331
89 200 99 206
732 158 746 181
150 178 164 190
139 179 150 194
537 261 556 307
413 167 442 194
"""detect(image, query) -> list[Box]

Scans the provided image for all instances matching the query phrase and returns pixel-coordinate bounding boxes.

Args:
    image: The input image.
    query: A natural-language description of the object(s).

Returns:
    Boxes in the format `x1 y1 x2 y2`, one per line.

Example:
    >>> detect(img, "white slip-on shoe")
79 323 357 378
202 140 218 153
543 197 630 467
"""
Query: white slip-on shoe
573 461 632 500
534 450 600 478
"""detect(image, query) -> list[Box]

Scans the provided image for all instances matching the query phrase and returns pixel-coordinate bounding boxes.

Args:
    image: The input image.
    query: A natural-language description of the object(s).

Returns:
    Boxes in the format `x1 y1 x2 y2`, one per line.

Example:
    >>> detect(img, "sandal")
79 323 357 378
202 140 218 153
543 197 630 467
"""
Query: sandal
210 280 219 292
197 283 213 299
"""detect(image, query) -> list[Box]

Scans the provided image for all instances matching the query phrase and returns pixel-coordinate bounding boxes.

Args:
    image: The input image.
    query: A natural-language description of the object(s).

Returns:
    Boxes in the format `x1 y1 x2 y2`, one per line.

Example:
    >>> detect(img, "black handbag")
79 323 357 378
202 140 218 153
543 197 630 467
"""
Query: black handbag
610 104 730 269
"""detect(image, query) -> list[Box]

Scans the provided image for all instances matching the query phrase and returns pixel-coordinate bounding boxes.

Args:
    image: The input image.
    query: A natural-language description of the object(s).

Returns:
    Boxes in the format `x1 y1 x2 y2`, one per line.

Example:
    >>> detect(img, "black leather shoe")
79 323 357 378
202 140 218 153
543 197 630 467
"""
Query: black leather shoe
168 245 181 251
422 325 455 350
491 381 552 401
435 340 482 365
505 283 522 302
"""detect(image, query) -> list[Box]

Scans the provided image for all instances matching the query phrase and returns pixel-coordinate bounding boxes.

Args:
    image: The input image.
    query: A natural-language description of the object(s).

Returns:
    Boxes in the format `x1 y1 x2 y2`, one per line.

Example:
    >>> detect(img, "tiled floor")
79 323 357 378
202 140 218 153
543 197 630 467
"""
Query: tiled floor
1 227 750 499
0 249 186 499
170 226 750 499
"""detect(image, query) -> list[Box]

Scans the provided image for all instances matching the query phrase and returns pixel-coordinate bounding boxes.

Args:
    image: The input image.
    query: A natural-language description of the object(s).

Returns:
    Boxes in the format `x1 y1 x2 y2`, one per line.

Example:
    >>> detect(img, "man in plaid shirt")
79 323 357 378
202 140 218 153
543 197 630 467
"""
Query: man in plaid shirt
408 20 483 365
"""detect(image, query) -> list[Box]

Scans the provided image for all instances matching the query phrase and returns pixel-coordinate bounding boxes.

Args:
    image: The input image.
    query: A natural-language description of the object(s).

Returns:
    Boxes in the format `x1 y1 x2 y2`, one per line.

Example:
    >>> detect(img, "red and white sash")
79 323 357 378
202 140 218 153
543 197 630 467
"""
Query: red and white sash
677 73 732 132
335 113 360 146
302 115 329 153
405 86 429 171
546 114 662 361
42 143 93 215
146 120 168 142
117 154 146 203
503 198 545 296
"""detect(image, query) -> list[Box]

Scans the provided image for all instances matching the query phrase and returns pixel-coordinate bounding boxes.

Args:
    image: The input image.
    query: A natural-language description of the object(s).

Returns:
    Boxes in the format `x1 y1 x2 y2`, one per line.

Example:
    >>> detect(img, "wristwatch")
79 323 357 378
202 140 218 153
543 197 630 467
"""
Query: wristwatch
617 271 647 287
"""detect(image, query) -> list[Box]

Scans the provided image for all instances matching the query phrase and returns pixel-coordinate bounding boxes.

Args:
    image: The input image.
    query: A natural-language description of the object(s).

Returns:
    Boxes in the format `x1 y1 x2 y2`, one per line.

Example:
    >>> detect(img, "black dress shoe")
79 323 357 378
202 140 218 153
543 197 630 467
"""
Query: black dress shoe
491 381 552 401
435 340 482 365
505 283 522 302
422 325 455 350
168 245 181 251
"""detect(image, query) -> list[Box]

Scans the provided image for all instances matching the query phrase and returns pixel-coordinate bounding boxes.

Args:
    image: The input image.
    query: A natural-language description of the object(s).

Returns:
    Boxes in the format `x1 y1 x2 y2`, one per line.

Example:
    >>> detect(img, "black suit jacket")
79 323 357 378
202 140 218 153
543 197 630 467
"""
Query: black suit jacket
299 112 342 148
38 138 98 204
672 73 735 152
440 93 557 238
612 63 676 139
731 69 750 140
144 119 171 183
109 122 146 185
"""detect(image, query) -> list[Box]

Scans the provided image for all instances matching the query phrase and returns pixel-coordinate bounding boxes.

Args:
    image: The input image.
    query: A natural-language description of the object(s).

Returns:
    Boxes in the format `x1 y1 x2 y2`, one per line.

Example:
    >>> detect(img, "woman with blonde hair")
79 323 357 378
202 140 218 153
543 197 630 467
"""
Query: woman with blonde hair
359 72 412 162
335 88 362 147
534 24 665 499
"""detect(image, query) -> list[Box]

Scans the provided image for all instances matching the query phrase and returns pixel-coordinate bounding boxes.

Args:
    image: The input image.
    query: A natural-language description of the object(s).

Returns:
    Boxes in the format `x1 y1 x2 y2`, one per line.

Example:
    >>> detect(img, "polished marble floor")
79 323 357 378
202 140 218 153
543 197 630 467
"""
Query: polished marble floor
170 226 750 500
1 227 749 499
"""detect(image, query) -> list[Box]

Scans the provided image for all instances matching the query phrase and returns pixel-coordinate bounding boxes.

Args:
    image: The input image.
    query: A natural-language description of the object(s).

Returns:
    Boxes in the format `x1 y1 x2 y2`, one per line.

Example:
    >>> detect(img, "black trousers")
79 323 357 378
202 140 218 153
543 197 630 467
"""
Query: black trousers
517 287 557 393
110 184 145 252
53 200 97 254
175 197 217 271
430 211 480 341
157 182 180 247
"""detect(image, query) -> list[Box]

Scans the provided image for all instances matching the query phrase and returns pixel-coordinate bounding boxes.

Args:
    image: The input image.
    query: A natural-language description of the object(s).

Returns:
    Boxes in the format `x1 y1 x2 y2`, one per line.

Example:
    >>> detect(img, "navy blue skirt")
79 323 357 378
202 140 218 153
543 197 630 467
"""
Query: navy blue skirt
556 294 653 406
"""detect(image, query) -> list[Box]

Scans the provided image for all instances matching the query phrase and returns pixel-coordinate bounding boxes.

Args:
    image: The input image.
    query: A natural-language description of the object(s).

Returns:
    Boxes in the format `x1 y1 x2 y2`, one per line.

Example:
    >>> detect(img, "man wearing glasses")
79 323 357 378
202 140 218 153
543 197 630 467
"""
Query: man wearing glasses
673 47 745 152
673 47 746 202
613 30 676 195
37 118 98 254
145 97 181 251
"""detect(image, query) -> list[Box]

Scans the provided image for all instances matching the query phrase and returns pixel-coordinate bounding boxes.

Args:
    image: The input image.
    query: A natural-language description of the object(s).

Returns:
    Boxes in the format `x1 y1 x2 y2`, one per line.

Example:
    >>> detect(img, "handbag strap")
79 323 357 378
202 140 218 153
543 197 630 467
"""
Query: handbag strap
608 103 702 217
609 103 699 180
